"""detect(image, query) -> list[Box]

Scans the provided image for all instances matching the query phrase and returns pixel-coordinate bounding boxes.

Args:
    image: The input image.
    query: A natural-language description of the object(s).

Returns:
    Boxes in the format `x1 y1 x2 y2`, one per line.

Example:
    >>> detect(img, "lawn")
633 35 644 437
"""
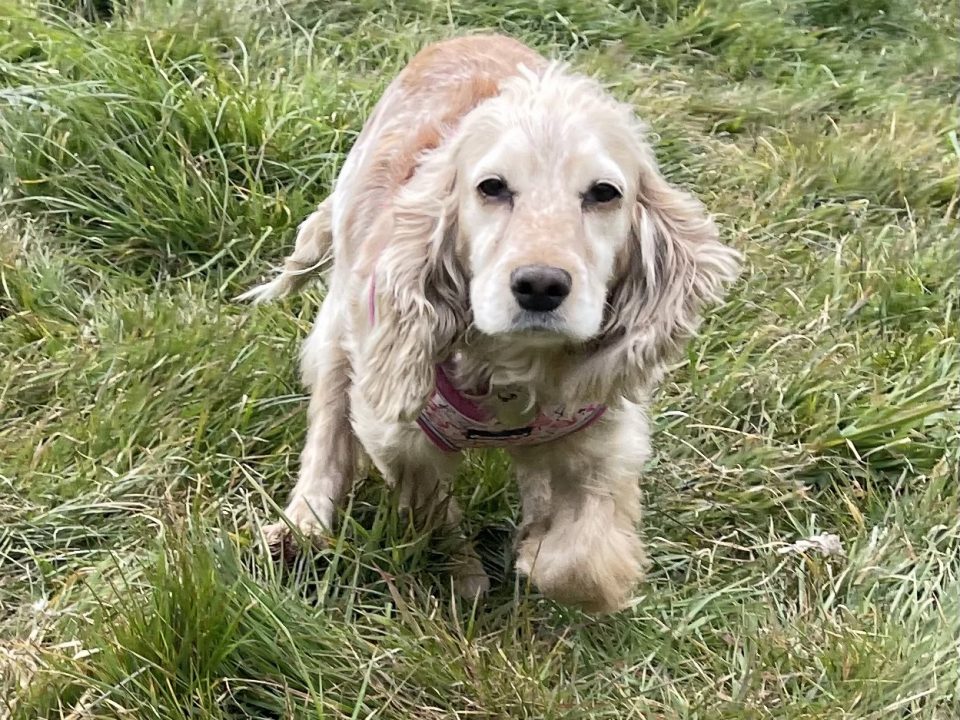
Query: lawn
1 0 958 717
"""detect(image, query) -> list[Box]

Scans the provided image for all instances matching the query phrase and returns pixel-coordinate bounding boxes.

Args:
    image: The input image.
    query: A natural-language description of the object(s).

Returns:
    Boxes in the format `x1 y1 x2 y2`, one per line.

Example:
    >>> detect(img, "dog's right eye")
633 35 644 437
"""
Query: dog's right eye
477 177 511 201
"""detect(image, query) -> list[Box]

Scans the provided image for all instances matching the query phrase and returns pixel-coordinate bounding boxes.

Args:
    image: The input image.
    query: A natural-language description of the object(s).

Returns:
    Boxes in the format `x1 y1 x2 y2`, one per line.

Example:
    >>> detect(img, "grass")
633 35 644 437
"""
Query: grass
1 0 958 717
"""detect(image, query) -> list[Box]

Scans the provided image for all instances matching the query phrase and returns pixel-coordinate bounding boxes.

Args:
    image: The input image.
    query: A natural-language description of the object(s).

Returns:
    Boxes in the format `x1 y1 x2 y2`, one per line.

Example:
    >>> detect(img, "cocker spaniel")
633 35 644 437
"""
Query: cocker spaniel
240 34 740 613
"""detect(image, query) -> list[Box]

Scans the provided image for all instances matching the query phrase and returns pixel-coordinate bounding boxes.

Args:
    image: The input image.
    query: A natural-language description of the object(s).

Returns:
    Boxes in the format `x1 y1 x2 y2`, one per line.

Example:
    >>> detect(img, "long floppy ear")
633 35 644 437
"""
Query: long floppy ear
578 147 741 402
357 149 469 423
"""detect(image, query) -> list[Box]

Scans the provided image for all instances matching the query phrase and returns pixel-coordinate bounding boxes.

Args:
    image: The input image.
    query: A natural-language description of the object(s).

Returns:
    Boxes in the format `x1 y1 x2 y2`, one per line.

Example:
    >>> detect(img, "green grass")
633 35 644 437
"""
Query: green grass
1 0 958 717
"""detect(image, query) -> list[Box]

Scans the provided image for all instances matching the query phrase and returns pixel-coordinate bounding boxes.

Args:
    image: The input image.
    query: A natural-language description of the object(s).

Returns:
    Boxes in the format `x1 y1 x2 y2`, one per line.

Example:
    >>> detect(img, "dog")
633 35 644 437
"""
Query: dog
240 34 740 613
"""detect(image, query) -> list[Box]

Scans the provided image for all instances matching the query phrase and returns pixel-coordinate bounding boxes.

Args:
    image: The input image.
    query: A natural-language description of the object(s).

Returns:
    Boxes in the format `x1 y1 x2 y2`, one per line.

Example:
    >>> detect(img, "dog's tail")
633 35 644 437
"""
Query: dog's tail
236 199 334 304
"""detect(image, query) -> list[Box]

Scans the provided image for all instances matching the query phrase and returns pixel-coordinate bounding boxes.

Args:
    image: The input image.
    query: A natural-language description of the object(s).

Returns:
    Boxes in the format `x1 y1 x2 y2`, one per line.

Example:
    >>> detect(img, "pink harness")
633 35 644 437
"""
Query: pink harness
369 276 606 452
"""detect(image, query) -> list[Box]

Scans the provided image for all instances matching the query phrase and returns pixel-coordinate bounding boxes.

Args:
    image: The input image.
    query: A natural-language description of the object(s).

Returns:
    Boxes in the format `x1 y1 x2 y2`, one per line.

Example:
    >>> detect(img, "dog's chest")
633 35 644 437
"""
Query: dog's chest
487 387 537 426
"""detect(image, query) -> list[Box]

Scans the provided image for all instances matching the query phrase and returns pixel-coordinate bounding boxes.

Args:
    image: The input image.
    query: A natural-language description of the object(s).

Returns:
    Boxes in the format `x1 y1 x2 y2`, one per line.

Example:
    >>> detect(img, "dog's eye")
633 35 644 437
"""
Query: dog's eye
477 177 511 200
583 182 622 205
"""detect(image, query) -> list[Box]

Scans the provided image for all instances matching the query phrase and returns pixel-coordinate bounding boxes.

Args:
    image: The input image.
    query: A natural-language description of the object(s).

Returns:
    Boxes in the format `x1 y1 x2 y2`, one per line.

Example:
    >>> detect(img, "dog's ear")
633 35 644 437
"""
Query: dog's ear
357 149 469 423
577 146 741 402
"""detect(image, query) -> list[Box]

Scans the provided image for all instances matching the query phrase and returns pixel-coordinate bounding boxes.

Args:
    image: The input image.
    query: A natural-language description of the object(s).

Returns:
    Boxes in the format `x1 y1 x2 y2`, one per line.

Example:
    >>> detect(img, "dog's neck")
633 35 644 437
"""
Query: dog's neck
448 335 581 409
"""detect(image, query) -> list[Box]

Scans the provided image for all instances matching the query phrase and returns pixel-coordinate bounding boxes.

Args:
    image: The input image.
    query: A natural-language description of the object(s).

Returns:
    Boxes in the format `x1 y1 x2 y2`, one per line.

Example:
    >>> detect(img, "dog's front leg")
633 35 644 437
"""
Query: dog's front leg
510 402 651 613
263 296 356 551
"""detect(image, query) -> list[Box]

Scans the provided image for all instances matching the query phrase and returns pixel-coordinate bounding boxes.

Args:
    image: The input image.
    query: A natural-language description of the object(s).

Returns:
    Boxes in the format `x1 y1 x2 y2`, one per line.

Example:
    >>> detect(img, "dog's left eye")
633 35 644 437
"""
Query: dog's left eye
583 182 622 205
477 177 512 201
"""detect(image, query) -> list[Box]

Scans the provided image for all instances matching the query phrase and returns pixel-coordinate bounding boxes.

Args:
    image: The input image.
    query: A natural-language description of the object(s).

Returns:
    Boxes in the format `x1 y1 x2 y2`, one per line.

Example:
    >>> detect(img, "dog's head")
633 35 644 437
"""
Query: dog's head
364 64 740 420
456 66 645 343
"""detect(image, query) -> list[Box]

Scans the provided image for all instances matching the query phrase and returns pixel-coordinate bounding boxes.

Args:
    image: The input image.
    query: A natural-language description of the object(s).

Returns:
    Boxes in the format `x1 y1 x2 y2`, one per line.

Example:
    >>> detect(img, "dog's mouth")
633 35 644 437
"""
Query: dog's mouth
511 310 563 333
500 311 583 347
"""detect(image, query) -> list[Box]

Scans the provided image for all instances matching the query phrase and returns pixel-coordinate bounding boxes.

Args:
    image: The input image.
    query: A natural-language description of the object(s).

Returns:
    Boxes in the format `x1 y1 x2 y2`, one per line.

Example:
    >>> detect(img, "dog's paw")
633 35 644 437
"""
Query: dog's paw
261 495 333 561
515 518 646 614
260 518 328 562
452 553 491 600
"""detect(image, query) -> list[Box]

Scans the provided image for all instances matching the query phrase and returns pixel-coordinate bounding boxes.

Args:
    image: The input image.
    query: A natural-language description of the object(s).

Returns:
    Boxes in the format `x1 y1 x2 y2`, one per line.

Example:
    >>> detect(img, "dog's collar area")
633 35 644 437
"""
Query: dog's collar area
369 273 606 451
418 362 607 451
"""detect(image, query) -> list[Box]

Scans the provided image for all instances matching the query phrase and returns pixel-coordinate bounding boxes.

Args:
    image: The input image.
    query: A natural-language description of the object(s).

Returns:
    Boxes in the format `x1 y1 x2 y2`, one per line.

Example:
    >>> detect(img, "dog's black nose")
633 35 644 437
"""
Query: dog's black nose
510 265 572 312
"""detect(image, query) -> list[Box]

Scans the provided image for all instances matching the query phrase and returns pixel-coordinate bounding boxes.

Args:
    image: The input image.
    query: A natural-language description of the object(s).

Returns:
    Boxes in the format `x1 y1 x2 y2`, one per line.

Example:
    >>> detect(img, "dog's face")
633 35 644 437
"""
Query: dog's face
453 76 643 344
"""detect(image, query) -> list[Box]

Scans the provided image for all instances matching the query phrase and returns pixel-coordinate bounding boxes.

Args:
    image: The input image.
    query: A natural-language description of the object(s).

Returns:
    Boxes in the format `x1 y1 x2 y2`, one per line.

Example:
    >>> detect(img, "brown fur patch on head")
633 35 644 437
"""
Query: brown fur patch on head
344 38 544 246
393 75 505 186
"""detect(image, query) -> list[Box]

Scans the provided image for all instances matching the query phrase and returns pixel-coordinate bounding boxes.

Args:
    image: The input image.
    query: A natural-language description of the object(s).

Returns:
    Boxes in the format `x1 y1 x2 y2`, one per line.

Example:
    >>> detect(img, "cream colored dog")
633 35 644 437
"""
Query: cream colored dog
241 35 740 613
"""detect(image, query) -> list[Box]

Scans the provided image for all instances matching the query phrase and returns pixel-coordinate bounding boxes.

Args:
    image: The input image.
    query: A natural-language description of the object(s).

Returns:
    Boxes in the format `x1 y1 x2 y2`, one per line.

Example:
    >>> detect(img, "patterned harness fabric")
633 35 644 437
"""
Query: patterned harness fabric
369 275 607 452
